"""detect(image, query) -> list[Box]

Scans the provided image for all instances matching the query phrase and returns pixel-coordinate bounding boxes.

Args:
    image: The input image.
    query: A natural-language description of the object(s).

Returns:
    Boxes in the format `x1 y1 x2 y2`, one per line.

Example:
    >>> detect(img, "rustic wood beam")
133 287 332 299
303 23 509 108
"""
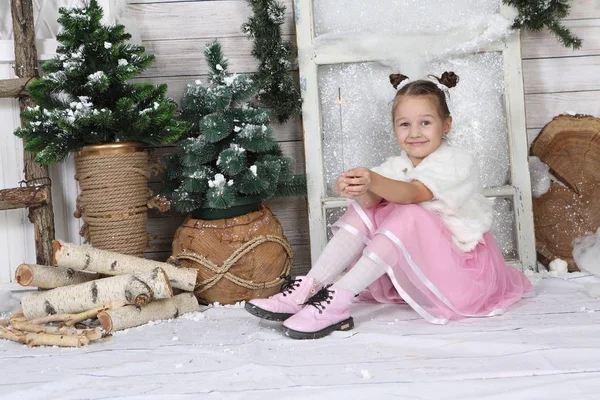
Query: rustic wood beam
12 0 56 266
0 186 49 211
0 77 30 99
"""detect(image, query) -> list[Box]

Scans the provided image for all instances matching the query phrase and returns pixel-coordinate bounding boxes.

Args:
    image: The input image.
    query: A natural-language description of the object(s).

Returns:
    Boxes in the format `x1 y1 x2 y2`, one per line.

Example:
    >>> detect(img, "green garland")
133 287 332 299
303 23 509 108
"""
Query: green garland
503 0 582 49
242 0 302 123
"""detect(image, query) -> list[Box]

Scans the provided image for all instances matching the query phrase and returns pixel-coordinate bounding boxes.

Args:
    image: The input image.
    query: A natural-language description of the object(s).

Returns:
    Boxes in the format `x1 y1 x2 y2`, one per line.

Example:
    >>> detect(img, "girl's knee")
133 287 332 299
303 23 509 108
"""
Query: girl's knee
365 235 400 266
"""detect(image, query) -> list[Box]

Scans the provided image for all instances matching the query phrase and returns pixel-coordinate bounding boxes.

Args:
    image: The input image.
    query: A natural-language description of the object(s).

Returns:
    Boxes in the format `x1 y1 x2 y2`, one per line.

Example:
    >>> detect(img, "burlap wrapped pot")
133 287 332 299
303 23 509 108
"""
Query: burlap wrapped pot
169 205 292 305
75 142 150 257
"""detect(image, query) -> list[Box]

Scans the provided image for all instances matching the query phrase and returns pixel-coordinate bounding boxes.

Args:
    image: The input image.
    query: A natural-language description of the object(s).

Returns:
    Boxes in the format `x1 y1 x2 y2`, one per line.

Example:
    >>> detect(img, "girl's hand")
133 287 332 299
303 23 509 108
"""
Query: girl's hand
335 175 353 198
339 167 372 197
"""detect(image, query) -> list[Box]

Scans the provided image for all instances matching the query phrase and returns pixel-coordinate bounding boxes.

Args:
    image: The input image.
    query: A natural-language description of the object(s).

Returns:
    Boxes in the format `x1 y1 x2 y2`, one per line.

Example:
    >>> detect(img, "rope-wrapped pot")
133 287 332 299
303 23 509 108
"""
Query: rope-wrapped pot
170 206 292 305
75 142 150 257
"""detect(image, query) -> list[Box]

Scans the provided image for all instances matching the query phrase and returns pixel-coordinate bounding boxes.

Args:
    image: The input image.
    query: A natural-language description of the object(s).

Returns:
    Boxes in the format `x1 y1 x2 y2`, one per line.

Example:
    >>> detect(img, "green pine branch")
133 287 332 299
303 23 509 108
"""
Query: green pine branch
242 0 302 123
503 0 582 49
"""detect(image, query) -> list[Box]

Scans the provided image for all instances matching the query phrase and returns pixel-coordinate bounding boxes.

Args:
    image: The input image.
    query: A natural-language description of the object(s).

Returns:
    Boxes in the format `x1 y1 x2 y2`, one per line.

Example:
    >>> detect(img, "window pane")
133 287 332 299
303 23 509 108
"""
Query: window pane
490 197 518 260
313 0 501 37
319 52 510 197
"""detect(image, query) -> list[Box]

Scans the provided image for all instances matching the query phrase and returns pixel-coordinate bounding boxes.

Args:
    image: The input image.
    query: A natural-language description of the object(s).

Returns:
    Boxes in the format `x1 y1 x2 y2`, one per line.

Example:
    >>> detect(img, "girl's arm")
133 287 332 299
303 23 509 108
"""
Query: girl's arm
340 168 433 205
369 172 433 204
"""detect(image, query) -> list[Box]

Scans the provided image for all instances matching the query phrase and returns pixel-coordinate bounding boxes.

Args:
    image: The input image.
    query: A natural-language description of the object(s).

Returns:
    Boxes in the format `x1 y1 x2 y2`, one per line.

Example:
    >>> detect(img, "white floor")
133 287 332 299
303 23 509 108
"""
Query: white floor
1 273 600 400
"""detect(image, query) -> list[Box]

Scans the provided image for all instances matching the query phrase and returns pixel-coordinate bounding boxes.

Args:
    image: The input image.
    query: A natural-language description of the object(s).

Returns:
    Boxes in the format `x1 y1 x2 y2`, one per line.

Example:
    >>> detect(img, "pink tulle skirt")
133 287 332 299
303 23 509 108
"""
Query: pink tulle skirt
333 202 534 324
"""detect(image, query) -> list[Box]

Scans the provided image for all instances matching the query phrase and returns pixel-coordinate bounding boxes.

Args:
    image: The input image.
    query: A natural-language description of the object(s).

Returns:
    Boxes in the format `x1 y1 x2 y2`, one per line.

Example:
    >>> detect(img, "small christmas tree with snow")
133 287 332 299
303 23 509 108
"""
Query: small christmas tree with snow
162 41 305 213
14 0 186 164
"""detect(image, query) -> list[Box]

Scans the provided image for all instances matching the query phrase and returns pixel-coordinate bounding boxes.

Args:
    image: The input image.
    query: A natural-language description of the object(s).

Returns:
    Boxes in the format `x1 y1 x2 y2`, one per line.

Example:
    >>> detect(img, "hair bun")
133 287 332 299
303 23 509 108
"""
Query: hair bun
389 73 410 90
439 71 459 88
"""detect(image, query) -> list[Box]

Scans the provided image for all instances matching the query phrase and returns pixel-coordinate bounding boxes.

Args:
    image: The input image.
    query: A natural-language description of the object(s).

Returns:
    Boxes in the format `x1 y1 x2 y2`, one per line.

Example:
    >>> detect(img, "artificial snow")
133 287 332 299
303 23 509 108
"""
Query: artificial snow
230 143 245 154
529 156 552 198
223 73 238 86
573 228 600 277
104 42 112 49
0 290 20 314
87 71 107 84
584 283 600 299
549 258 569 275
2 274 600 399
208 173 233 188
250 165 258 177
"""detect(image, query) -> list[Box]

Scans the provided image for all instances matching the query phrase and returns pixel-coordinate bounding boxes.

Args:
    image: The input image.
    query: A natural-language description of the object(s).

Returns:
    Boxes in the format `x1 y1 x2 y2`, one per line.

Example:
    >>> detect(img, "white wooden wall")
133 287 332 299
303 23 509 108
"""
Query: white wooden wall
1 0 599 287
521 2 600 144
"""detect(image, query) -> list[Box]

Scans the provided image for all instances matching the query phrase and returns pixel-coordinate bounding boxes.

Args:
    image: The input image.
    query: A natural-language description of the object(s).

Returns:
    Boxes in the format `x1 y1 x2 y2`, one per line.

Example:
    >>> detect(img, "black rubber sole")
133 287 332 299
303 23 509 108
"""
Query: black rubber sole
245 302 293 321
282 317 354 340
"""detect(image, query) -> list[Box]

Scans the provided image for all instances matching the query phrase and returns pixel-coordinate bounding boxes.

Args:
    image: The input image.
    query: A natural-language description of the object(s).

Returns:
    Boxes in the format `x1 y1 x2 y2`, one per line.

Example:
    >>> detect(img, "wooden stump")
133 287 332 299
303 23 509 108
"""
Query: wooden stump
530 114 600 271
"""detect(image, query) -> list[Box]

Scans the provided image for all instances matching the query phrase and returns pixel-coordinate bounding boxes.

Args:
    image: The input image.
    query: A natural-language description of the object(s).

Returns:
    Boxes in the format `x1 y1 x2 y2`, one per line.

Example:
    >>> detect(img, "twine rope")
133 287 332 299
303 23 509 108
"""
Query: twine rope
75 152 150 256
173 234 293 293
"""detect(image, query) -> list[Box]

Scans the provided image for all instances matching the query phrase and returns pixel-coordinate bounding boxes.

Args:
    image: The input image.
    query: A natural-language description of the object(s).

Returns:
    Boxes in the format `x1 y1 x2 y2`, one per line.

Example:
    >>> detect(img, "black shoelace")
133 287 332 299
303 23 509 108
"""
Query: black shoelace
303 286 333 313
279 274 302 296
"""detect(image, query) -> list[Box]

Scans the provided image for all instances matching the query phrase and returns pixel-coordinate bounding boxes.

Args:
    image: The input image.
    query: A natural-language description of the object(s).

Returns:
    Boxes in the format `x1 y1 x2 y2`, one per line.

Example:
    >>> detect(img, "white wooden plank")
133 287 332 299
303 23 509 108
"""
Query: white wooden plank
527 128 540 148
125 0 295 41
521 19 600 59
500 4 536 270
48 156 83 246
312 37 503 66
525 92 600 129
566 0 600 20
139 35 295 78
295 0 329 265
523 55 600 94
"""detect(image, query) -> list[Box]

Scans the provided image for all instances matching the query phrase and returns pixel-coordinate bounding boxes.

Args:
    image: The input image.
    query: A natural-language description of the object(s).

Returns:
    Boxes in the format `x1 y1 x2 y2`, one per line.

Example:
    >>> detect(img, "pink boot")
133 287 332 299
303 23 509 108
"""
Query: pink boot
245 276 321 321
282 286 355 339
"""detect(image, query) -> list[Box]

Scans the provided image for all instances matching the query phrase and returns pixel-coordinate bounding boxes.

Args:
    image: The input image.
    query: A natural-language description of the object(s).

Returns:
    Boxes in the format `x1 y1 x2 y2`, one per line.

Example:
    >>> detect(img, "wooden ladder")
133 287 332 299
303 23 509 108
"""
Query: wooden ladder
0 0 55 266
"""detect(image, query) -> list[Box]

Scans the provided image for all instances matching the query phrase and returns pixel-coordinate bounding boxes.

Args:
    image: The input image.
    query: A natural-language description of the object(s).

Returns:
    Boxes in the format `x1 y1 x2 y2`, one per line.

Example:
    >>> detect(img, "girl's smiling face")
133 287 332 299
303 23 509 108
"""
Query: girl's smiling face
393 95 452 166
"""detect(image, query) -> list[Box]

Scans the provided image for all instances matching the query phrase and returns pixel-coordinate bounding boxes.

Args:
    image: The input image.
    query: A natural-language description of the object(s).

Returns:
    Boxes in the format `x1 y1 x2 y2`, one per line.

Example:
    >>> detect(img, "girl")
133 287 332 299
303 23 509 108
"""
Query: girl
246 71 534 339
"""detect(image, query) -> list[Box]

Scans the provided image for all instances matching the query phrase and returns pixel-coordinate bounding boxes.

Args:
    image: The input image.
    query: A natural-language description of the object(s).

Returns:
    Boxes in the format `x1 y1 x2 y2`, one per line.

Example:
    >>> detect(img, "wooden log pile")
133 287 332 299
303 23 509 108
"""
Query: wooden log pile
0 241 200 348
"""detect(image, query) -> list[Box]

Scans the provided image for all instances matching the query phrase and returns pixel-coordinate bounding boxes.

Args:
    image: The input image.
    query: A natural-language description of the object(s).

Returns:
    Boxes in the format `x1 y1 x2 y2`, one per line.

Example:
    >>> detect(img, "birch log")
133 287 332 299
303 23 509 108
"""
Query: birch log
21 268 173 319
28 301 125 326
0 327 90 347
98 293 199 332
53 240 197 291
10 321 102 341
15 263 101 288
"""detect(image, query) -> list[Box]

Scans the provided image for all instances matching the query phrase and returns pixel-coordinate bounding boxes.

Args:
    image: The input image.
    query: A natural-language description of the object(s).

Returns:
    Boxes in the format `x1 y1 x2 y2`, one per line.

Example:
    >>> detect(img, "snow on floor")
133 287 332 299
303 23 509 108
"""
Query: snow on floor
2 273 600 400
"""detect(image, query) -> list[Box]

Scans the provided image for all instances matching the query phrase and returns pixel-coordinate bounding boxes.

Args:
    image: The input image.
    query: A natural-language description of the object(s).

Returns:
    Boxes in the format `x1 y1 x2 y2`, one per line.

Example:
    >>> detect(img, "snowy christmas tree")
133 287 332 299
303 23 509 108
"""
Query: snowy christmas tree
14 0 186 164
162 41 306 213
